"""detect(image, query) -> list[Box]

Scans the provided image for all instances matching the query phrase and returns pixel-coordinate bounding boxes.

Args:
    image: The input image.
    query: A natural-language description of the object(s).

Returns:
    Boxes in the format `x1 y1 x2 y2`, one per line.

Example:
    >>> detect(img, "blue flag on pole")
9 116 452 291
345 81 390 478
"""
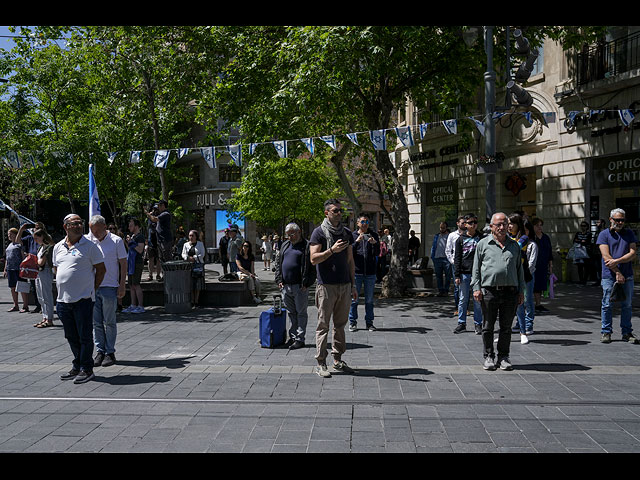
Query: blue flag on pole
89 164 101 219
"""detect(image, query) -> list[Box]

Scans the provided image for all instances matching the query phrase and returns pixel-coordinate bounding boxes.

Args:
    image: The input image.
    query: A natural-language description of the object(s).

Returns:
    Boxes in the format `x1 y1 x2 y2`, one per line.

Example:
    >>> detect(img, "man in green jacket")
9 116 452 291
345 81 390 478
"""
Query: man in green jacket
472 212 525 371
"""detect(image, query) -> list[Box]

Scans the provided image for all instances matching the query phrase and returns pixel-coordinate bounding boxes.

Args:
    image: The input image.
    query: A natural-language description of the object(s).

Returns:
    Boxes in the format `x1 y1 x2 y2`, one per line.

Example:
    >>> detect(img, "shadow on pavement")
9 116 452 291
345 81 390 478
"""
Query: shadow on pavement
349 367 434 381
94 374 172 385
114 356 195 369
513 363 592 372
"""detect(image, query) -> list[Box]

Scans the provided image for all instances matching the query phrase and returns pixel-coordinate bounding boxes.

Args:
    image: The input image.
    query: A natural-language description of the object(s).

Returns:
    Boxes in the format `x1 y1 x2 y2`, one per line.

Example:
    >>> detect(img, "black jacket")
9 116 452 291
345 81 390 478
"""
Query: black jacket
274 238 316 288
352 229 380 276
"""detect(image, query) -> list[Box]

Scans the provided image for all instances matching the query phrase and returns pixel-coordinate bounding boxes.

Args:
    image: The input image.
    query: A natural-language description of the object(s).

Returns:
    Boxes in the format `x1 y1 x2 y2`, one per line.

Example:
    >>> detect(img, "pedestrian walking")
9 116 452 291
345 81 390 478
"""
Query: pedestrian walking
52 214 106 384
453 213 484 335
472 212 525 371
348 213 380 332
597 208 638 344
261 235 273 271
446 215 466 314
236 240 262 304
573 221 592 285
430 222 451 296
32 228 56 328
182 229 206 308
275 223 316 350
3 227 28 313
531 218 553 313
86 215 127 368
310 198 356 378
125 218 146 314
509 214 538 344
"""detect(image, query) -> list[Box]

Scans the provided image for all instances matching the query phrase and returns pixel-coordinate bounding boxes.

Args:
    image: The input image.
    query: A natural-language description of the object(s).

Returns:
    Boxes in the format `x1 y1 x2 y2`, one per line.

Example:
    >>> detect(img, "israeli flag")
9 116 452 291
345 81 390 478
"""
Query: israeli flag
178 148 189 159
619 109 635 127
129 151 141 164
154 149 170 168
492 112 505 121
419 124 429 140
566 111 580 128
202 146 216 168
7 151 20 168
107 152 118 165
542 112 556 124
0 199 35 226
272 140 287 158
249 143 258 155
301 138 314 155
395 126 414 147
443 119 457 135
589 109 604 119
369 129 387 151
228 145 242 166
89 164 101 219
346 133 359 146
470 117 485 137
319 135 336 150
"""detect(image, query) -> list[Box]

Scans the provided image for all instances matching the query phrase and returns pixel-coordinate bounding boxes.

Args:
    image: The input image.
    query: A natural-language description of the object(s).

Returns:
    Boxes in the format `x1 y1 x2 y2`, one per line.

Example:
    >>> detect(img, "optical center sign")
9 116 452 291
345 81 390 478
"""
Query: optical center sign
425 180 458 206
592 151 640 189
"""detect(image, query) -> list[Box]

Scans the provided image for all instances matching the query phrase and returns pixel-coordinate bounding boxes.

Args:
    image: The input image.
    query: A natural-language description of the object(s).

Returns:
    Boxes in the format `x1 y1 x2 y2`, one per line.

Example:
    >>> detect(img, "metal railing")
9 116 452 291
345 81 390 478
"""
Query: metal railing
577 32 640 85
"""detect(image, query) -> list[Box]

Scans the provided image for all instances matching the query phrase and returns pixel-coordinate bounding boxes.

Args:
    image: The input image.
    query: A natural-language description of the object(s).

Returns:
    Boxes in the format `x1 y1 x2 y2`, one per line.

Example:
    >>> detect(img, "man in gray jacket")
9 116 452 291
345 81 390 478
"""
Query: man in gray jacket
275 223 316 350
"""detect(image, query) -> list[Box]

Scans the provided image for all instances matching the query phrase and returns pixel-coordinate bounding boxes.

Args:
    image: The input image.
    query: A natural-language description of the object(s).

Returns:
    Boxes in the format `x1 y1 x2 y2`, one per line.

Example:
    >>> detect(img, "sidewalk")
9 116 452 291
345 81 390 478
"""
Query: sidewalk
0 266 639 453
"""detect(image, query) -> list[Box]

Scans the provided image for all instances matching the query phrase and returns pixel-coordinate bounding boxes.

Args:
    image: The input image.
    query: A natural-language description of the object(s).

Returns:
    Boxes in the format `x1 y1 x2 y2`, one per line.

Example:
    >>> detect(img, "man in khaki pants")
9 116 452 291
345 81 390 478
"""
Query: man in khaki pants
310 199 357 378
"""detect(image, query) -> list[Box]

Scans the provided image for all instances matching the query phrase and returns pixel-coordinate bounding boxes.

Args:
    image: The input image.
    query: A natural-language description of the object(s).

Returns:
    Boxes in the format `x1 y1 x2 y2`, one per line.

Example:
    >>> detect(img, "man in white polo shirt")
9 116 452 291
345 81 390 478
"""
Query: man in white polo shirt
53 214 106 384
86 215 127 368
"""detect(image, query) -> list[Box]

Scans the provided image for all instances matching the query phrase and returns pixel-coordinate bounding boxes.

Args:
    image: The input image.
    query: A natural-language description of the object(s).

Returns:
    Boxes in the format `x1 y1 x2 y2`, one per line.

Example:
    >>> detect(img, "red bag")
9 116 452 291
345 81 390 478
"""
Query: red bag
19 254 39 279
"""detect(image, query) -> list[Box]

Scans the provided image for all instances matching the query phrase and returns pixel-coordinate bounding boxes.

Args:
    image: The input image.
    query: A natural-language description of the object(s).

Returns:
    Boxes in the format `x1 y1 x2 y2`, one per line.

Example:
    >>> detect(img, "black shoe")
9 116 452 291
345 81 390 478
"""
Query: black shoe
60 369 80 381
454 323 466 334
73 371 95 384
30 307 42 314
289 340 305 350
474 324 482 335
284 338 294 348
101 353 116 367
93 352 105 367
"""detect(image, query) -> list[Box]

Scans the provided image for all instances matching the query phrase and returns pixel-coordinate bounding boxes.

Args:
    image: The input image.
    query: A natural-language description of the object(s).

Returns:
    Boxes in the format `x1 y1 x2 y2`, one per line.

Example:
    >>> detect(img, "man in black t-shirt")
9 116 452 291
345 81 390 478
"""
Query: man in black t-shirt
145 200 173 268
309 199 356 378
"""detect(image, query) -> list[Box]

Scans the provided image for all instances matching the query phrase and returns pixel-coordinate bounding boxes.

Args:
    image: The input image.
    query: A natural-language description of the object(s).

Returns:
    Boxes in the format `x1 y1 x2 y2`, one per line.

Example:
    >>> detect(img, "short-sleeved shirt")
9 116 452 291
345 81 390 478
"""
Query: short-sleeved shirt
86 231 127 288
309 226 354 285
155 210 173 244
597 228 638 280
5 242 23 270
236 253 254 272
52 236 105 303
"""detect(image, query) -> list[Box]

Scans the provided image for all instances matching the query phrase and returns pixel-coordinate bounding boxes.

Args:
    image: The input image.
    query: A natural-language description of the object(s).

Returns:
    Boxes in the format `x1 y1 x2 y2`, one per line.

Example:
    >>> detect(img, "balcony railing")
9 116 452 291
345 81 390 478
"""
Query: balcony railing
577 32 640 86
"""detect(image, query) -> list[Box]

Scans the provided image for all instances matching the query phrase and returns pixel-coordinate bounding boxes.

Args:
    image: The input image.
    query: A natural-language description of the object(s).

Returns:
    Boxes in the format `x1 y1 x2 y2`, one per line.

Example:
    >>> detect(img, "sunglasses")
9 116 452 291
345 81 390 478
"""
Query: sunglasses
466 221 477 225
612 218 626 223
330 209 343 213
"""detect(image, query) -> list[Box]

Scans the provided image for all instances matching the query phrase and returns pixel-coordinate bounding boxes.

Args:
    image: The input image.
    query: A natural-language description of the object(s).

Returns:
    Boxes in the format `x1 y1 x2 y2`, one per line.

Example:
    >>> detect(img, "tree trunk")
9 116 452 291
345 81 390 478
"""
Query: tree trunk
143 70 168 201
329 142 362 216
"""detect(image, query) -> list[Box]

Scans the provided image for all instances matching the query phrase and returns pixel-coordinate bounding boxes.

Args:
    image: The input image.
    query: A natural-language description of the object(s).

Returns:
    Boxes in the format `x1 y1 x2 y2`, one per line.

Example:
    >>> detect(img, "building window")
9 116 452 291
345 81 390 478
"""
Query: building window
219 164 241 183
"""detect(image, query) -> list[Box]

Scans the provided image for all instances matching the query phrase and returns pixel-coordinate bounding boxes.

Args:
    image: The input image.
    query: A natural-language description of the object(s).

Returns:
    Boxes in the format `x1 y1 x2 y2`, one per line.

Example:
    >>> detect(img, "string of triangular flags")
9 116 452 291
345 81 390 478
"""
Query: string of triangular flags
1 109 636 171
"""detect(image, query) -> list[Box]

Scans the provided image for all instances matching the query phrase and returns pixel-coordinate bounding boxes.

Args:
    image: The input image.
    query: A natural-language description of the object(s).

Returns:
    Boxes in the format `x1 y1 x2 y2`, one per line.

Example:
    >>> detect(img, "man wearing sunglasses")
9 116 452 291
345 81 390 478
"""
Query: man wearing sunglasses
597 208 638 344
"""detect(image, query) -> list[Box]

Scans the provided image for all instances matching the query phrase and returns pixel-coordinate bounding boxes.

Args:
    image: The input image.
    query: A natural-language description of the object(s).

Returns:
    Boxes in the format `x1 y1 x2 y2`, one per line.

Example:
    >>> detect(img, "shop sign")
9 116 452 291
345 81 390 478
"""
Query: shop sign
196 191 228 208
592 151 640 189
425 180 458 206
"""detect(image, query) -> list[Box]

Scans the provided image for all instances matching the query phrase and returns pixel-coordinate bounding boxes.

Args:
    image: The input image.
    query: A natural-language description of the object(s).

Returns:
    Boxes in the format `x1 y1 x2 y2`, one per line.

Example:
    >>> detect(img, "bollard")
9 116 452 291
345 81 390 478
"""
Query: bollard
162 260 193 313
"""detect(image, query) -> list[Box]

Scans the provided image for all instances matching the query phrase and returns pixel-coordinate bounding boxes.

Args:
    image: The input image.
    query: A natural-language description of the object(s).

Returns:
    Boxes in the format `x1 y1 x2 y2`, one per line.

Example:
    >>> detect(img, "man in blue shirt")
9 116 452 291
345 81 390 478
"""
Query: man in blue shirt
597 208 638 344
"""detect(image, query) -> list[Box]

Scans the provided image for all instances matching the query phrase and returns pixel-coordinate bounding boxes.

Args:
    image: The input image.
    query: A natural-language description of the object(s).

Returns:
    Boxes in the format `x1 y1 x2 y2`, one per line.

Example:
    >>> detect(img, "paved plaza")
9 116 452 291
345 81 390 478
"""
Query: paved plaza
1 264 640 453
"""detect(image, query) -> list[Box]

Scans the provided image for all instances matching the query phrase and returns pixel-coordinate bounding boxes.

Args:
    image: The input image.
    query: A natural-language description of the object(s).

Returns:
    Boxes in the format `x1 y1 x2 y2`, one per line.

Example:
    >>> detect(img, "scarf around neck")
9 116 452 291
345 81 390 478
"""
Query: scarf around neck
321 217 347 248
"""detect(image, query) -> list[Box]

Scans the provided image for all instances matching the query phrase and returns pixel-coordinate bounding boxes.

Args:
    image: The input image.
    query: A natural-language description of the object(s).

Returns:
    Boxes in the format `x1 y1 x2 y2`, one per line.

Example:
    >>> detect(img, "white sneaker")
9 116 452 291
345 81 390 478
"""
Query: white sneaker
520 334 529 345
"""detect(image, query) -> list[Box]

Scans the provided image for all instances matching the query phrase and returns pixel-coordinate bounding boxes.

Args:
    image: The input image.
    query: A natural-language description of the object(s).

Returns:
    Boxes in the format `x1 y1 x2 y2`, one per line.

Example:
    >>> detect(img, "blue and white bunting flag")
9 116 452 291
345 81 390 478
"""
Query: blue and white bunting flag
107 152 118 165
419 124 429 140
619 109 635 126
202 146 216 168
129 151 141 164
522 112 532 125
249 143 258 155
589 109 604 118
443 119 457 135
395 126 414 147
0 198 35 225
319 135 336 150
492 112 505 122
273 140 288 158
346 133 359 146
89 164 101 219
7 151 20 168
369 129 387 151
566 111 580 128
470 117 485 137
228 145 242 166
301 138 314 155
542 112 556 124
178 148 189 159
154 150 170 168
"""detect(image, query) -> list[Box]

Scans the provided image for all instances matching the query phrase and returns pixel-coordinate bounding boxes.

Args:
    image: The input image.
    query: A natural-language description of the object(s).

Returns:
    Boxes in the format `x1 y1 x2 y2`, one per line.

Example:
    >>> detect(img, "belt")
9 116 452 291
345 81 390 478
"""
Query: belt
484 285 517 291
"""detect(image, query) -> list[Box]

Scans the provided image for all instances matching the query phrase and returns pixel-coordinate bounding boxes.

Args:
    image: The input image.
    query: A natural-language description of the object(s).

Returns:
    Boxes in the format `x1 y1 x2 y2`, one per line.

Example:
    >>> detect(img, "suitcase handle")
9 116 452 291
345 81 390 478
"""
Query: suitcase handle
273 295 282 315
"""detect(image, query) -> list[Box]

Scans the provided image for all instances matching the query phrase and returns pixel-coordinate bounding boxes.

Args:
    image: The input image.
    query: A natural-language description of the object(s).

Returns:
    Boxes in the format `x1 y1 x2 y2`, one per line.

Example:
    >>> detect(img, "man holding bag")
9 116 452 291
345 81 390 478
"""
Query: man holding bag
597 208 638 344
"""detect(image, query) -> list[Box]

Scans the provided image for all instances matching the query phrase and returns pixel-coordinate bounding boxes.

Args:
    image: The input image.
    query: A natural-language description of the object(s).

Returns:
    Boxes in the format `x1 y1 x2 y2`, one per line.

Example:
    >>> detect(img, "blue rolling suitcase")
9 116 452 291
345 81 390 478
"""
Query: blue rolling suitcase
259 296 287 348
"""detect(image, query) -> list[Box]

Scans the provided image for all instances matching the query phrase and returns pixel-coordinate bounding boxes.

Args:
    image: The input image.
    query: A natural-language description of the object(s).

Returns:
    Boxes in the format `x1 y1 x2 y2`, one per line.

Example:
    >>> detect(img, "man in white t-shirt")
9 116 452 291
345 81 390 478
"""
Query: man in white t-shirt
445 216 466 313
86 215 127 368
52 214 106 384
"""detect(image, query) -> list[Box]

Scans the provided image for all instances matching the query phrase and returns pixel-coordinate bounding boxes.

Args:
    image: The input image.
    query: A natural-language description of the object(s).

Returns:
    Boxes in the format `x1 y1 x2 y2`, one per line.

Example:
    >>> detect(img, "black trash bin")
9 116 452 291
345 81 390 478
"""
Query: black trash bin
162 260 193 313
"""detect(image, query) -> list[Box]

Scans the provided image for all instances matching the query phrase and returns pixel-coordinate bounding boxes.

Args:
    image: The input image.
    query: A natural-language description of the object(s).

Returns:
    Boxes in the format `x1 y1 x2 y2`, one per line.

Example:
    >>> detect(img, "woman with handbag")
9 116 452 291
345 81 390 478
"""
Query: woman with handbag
182 230 205 308
32 228 55 327
3 227 28 312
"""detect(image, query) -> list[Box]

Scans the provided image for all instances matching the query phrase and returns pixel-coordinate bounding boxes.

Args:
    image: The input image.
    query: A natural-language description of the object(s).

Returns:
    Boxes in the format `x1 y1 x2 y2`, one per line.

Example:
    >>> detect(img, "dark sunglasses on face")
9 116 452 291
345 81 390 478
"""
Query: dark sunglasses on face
330 208 342 213
466 221 477 225
613 218 625 223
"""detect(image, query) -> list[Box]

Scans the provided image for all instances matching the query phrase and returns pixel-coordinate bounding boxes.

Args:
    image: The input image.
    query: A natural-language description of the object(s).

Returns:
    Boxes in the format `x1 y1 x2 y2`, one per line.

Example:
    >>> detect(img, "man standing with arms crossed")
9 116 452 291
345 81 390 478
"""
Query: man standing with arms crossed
310 199 357 378
86 215 127 367
472 212 525 371
53 214 106 384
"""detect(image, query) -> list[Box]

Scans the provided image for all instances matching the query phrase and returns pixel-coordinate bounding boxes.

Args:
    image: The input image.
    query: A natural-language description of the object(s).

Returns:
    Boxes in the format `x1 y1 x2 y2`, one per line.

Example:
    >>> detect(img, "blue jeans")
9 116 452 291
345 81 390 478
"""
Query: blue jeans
94 286 118 355
516 279 535 333
349 274 376 327
56 298 95 373
433 257 451 294
457 274 483 325
282 283 309 343
601 277 634 335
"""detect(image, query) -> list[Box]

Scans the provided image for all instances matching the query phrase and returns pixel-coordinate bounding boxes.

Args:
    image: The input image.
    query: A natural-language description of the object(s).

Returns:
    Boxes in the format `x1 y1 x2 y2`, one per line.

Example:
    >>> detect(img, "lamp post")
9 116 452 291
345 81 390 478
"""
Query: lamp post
483 26 497 225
